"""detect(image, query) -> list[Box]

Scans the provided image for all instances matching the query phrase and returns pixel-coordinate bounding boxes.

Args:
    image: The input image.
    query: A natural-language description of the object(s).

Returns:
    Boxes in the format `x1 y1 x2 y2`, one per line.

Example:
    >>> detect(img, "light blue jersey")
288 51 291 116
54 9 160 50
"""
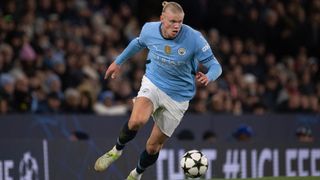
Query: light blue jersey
115 22 222 102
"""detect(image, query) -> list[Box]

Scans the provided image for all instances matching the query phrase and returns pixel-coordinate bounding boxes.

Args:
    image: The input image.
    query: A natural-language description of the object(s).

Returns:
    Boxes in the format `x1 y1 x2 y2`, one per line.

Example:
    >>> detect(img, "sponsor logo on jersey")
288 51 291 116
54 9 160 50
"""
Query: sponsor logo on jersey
202 44 210 52
164 45 171 54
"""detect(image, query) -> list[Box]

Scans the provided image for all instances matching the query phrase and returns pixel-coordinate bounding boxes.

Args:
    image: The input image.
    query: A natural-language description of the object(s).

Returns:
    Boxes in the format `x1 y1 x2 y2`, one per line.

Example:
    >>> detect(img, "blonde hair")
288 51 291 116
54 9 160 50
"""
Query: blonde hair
162 1 184 14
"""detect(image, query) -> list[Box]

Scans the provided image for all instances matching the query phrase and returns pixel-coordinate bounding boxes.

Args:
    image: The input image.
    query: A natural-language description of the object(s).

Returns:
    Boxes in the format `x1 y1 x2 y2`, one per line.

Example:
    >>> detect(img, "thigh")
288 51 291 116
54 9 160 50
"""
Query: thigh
128 97 154 130
136 76 159 112
152 91 189 137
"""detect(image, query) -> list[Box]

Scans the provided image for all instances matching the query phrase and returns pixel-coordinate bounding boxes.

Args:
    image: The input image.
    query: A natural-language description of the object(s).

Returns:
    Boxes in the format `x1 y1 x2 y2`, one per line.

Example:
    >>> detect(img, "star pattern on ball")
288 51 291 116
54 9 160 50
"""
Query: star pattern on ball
181 150 208 178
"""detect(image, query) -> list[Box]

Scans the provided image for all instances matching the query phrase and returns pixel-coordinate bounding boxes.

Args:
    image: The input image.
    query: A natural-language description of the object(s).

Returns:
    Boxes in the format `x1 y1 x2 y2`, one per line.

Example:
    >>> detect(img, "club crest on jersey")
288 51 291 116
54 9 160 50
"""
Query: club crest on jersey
178 48 186 55
164 45 171 54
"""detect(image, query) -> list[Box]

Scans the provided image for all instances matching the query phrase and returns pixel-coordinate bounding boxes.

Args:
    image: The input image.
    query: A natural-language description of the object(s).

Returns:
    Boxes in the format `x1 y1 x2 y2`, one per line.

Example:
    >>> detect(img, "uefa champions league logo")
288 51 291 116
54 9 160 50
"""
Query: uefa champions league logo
19 152 39 180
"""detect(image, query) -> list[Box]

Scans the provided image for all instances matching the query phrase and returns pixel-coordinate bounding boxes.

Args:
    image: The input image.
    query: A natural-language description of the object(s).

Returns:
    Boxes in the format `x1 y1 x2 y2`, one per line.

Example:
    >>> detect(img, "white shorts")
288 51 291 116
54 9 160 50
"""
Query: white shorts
137 76 189 137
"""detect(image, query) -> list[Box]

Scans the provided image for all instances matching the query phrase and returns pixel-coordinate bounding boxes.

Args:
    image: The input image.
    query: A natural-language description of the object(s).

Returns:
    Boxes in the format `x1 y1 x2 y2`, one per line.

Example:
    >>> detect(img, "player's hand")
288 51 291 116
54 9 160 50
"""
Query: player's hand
196 72 209 86
104 62 121 79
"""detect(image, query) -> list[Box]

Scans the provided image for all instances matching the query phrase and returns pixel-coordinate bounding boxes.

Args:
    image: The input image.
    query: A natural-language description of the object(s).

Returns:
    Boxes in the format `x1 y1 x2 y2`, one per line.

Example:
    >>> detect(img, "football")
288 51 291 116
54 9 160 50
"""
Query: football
180 150 208 178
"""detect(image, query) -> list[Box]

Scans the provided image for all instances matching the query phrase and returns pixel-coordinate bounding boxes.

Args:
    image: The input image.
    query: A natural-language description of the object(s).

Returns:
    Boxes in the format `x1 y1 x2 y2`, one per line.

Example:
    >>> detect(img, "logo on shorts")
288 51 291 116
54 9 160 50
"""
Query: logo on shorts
142 88 149 93
178 48 186 55
164 45 171 54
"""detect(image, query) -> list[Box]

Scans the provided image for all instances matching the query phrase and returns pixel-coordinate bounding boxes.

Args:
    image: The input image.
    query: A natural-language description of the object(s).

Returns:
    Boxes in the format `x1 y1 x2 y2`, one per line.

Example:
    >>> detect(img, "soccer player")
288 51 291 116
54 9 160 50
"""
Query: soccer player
94 1 222 179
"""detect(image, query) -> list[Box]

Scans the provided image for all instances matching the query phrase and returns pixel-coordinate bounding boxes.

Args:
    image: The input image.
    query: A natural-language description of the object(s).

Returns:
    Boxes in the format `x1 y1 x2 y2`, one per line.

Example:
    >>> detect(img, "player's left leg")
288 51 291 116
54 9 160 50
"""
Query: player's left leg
126 123 168 180
95 97 154 172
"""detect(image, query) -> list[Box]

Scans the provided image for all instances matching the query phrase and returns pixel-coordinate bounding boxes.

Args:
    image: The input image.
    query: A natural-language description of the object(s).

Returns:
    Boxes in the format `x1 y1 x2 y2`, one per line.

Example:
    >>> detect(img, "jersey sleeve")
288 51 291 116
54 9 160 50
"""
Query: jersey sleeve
194 31 222 81
114 23 148 65
137 23 148 47
194 31 213 62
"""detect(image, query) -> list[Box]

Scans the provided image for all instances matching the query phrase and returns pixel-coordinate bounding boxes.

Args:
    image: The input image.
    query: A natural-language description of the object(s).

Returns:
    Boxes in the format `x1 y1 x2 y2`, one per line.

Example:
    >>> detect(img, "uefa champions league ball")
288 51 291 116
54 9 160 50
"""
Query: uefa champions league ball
180 150 208 178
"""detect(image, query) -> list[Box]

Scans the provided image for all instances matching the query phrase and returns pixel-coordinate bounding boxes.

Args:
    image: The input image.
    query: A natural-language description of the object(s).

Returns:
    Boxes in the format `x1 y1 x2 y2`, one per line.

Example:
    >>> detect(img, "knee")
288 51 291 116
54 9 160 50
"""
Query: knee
146 142 163 155
128 121 144 130
129 115 149 130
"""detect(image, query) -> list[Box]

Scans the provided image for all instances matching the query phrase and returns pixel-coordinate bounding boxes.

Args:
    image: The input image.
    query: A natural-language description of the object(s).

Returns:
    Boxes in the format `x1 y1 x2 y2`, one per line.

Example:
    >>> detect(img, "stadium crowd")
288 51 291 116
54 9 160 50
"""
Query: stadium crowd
0 0 319 115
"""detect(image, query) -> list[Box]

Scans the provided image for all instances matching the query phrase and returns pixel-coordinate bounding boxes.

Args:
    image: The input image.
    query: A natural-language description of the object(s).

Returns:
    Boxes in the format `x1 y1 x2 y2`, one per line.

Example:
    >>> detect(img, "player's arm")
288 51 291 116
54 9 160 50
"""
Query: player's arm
114 37 146 65
195 32 222 85
105 24 148 79
197 56 222 85
105 38 145 79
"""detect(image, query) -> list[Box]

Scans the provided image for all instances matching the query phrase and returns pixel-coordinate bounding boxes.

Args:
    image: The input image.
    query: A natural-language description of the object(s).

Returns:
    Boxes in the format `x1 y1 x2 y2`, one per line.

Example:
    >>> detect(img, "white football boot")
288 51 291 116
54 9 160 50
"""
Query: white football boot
94 146 122 172
126 168 142 180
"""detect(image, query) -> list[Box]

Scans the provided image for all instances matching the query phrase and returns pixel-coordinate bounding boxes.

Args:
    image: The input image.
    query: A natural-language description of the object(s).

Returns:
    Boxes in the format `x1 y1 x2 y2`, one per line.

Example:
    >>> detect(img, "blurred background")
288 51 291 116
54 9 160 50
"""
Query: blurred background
0 0 319 115
0 0 319 179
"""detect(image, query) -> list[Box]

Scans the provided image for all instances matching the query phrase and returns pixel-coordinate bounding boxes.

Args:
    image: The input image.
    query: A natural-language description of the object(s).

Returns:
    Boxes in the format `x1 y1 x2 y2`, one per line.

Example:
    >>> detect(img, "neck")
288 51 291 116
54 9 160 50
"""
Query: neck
161 25 169 39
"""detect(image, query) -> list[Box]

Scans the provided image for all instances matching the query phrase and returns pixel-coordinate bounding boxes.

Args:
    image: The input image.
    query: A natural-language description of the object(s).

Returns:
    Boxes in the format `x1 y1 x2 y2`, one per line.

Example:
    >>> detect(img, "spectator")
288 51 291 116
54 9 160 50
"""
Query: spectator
36 92 62 114
0 97 9 114
13 73 32 113
252 102 267 115
0 44 14 72
0 73 15 112
46 92 63 113
62 88 81 113
79 91 94 114
0 0 319 114
93 90 128 115
202 130 217 143
296 126 314 143
233 125 254 142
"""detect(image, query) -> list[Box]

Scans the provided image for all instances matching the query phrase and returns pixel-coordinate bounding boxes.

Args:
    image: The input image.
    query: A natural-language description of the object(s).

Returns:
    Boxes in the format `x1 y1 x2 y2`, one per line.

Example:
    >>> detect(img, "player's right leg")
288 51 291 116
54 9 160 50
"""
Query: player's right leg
94 97 153 172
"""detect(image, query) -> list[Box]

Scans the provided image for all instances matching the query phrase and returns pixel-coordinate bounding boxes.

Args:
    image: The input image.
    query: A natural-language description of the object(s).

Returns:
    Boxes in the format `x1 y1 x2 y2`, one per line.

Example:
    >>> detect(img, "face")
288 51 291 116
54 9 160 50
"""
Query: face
161 10 184 38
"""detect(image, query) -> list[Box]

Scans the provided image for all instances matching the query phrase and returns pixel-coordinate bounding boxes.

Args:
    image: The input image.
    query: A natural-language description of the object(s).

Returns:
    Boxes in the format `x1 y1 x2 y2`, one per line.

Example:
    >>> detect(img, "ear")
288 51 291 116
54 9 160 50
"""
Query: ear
160 12 166 22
